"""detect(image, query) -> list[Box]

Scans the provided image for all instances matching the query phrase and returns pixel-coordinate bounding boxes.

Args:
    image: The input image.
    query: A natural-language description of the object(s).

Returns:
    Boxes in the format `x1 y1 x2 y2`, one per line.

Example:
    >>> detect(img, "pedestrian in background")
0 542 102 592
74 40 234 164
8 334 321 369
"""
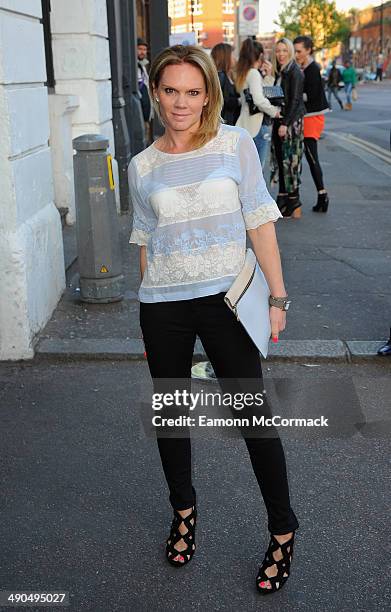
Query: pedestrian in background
137 38 153 144
211 43 241 126
375 54 384 81
235 38 281 169
129 43 299 594
327 60 344 110
342 61 357 110
270 38 305 218
294 35 330 213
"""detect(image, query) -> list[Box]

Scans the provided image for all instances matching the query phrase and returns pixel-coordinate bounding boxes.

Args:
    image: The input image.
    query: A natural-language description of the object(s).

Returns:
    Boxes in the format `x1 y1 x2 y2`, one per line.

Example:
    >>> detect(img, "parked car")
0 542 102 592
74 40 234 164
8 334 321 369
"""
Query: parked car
362 69 377 81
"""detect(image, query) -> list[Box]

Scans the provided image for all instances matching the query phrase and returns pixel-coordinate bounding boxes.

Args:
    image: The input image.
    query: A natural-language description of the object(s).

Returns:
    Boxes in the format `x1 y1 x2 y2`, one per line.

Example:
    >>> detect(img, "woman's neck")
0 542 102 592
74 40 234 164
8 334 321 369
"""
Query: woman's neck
278 60 291 72
156 124 200 153
302 56 313 69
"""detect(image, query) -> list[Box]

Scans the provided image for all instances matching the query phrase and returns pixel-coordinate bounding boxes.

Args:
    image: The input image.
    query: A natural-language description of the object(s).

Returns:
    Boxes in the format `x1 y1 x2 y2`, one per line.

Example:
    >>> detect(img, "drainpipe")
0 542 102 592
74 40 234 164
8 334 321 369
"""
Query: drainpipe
147 0 170 140
122 0 146 156
106 0 131 213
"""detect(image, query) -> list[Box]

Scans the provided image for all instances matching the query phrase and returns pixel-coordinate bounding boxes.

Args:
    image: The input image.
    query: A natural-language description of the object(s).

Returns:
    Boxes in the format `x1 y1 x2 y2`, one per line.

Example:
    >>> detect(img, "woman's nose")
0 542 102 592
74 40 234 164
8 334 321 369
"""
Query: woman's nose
174 94 187 107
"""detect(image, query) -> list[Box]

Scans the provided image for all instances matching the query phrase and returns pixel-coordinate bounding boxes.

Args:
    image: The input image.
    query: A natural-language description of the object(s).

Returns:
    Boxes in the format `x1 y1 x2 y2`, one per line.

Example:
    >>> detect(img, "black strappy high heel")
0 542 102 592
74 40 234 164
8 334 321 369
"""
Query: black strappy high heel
256 531 296 594
165 504 197 567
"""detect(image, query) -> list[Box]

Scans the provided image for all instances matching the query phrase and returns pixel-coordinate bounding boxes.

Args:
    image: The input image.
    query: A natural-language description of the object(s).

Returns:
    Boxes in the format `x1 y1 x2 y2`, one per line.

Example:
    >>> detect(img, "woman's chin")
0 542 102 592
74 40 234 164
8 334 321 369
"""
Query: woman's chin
168 117 198 131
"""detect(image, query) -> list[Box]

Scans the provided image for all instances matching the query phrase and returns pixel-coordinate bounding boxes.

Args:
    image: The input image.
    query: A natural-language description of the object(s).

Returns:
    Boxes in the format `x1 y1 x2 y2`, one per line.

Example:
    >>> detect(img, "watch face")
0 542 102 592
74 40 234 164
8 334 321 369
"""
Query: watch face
284 301 291 310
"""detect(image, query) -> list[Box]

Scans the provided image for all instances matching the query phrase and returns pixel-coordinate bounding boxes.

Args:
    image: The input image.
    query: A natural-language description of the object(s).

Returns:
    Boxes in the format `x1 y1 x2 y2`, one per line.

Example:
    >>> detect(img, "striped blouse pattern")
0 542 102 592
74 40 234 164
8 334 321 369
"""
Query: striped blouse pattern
128 123 282 303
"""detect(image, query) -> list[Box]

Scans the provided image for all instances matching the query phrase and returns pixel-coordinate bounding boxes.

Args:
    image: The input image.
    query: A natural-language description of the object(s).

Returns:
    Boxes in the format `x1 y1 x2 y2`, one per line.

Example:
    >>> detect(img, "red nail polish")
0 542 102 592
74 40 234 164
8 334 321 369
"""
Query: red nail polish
272 336 278 343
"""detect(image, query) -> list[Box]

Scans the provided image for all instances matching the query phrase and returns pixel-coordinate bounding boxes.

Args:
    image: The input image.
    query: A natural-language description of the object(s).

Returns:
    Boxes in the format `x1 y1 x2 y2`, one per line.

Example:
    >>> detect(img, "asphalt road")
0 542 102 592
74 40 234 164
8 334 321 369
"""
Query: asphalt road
0 359 390 611
325 82 391 151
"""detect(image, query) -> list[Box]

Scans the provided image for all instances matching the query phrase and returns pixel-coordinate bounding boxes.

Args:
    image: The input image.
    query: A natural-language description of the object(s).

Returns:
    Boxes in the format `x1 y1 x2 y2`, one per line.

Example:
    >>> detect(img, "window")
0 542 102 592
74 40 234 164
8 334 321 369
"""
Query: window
193 21 204 44
222 21 234 44
172 24 188 33
223 1 235 14
168 0 175 18
189 0 203 16
169 0 186 18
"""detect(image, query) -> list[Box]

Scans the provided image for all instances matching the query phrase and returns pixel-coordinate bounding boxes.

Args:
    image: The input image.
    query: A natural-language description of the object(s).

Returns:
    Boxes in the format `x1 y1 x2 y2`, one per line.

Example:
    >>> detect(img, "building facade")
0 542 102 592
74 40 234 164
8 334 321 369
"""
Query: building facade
168 0 236 49
349 1 391 74
0 0 153 361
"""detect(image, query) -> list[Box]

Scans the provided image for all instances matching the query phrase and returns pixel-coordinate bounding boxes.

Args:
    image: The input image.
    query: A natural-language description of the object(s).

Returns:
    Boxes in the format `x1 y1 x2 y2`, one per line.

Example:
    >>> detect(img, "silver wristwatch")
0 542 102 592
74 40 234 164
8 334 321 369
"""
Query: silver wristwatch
269 295 291 311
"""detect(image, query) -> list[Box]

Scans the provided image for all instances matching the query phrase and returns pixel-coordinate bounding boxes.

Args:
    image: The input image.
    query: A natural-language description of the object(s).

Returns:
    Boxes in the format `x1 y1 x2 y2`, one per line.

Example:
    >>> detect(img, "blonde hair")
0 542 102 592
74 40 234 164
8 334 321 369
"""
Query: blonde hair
148 44 224 150
272 37 295 76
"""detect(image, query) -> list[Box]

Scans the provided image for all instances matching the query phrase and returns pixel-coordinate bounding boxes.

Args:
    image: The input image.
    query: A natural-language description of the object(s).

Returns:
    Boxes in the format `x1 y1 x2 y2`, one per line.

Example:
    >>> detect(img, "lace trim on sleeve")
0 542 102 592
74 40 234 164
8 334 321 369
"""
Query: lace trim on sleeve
243 202 283 230
129 228 151 246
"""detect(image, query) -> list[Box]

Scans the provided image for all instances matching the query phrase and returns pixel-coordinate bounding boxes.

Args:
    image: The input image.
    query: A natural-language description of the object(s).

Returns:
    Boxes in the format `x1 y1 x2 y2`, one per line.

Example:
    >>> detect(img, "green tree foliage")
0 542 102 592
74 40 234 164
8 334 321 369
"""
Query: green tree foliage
276 0 350 50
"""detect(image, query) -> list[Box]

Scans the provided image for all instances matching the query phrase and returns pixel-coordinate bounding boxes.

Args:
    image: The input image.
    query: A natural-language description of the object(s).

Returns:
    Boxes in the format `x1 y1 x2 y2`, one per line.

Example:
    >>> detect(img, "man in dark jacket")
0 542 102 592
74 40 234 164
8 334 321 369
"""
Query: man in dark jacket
327 61 344 110
137 38 152 144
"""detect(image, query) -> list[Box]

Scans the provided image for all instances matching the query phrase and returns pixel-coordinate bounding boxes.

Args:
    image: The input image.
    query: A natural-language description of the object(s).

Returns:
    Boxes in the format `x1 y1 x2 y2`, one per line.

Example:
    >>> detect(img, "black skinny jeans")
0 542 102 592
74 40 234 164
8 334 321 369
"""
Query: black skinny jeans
304 137 324 192
272 124 287 194
140 291 299 535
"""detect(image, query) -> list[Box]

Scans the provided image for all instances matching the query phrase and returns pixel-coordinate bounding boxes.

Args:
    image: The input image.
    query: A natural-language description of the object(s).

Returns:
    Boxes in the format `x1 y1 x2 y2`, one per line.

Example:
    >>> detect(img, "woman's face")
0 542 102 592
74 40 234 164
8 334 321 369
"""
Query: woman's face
254 52 263 68
153 63 209 133
276 43 289 67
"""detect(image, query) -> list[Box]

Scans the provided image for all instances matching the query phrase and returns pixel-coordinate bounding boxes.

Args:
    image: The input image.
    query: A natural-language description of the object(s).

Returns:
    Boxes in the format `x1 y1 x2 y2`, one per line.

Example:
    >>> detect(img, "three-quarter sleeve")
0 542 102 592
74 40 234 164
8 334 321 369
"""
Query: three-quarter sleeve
237 129 283 230
128 158 157 246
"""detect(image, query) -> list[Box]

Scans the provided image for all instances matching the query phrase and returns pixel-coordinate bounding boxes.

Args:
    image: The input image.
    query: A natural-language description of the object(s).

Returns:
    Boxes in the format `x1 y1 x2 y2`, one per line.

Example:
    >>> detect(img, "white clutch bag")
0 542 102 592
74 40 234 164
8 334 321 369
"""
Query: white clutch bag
224 248 271 358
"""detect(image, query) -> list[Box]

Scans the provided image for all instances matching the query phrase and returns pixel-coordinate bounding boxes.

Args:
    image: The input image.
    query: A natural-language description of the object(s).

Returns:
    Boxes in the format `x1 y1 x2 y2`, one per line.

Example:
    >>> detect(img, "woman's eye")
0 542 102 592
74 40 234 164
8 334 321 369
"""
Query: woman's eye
164 88 174 94
189 91 199 96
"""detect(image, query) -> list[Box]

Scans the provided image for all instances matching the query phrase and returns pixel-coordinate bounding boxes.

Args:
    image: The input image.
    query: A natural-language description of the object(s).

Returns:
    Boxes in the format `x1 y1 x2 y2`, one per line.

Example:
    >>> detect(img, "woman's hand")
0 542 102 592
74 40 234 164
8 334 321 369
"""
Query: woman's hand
261 60 273 76
278 124 288 139
269 306 286 343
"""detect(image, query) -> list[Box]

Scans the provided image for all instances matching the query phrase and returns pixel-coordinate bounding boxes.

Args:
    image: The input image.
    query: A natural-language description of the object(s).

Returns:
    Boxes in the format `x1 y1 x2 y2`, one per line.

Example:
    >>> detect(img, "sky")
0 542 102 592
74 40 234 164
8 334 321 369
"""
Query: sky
259 0 376 34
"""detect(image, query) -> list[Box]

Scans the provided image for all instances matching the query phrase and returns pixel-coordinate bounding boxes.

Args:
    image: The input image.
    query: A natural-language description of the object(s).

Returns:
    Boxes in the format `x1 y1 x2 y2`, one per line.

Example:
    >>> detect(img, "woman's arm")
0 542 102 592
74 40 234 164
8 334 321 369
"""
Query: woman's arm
246 222 287 340
247 222 286 296
248 69 279 118
281 66 304 127
140 245 147 281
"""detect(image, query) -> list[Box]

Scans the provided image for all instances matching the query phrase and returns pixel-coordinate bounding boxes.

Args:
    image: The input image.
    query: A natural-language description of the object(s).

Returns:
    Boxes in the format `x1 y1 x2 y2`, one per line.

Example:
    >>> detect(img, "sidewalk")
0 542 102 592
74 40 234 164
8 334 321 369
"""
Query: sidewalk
0 358 389 610
34 129 391 363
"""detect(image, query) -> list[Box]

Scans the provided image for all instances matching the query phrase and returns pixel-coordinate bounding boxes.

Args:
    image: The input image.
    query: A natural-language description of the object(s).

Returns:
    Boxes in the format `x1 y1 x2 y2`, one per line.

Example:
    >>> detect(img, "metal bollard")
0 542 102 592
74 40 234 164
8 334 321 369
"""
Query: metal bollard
72 134 124 303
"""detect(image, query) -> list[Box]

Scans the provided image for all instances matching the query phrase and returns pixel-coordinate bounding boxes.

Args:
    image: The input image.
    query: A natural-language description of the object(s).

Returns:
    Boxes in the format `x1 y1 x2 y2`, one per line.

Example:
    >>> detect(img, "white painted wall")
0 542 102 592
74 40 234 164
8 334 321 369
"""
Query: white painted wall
50 0 118 202
0 0 65 360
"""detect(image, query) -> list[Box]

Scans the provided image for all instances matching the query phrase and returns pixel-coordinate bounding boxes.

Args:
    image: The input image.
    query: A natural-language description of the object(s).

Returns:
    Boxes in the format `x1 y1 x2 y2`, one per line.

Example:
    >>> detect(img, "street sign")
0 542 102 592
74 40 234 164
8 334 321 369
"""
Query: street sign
239 0 259 37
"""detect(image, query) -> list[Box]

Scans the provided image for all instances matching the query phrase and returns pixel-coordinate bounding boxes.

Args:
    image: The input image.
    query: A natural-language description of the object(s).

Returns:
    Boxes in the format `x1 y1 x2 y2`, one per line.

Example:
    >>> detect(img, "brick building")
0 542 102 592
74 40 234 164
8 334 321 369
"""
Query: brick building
257 32 279 61
349 1 391 75
168 0 236 49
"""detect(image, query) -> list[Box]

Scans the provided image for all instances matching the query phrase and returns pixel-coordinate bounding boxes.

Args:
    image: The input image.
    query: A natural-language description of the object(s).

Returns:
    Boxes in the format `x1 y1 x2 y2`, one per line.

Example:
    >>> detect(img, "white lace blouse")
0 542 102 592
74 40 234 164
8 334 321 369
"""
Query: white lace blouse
128 123 282 303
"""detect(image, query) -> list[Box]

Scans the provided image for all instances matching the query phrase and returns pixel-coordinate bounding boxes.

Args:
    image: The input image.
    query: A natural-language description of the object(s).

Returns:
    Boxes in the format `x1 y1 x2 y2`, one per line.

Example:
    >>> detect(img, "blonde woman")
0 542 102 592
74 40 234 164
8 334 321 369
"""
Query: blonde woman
128 44 299 594
235 38 281 168
270 38 306 218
